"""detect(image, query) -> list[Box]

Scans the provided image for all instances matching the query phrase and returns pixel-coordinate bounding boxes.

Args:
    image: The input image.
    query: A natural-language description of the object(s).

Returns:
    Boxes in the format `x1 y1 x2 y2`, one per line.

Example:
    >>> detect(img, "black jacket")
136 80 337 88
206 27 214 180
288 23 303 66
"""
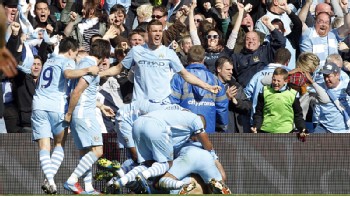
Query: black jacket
231 29 286 87
13 70 36 127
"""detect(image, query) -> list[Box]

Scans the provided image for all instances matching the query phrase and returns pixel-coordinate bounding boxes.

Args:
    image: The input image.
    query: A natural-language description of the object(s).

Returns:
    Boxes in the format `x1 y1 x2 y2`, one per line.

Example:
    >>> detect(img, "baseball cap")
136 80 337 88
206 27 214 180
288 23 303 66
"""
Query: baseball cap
3 0 18 6
315 3 335 16
321 62 340 75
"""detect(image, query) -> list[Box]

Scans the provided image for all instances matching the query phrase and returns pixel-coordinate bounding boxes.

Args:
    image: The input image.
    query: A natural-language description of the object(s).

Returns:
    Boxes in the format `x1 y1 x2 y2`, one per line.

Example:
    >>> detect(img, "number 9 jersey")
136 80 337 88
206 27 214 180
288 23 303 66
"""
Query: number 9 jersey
32 54 76 113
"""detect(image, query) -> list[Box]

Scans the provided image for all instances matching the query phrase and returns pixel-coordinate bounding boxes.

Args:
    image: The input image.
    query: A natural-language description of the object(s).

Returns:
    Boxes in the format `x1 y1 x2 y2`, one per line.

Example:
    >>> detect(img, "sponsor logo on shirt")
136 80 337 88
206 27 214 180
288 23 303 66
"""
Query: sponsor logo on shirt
138 60 165 67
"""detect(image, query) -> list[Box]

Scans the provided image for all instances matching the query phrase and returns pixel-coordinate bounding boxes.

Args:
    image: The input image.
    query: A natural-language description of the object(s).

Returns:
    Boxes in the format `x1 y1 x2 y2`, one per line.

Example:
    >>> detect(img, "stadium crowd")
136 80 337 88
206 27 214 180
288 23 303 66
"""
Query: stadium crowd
1 0 350 194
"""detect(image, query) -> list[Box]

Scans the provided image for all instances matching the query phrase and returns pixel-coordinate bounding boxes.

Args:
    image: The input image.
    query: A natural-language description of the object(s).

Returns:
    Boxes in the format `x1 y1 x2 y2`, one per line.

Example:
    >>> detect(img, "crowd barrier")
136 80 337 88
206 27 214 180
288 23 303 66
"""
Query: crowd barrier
0 133 349 194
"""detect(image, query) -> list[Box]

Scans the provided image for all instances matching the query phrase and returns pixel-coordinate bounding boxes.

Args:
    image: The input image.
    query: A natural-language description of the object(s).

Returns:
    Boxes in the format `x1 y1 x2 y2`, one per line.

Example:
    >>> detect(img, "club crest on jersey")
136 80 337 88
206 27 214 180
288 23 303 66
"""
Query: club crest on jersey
253 56 260 62
124 137 129 143
159 53 165 58
93 136 100 142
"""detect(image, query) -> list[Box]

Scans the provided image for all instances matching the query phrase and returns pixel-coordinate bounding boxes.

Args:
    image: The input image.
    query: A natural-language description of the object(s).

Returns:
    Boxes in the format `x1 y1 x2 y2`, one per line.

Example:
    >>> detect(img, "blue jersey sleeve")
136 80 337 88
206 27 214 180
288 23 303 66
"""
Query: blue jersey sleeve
121 48 135 69
168 49 184 73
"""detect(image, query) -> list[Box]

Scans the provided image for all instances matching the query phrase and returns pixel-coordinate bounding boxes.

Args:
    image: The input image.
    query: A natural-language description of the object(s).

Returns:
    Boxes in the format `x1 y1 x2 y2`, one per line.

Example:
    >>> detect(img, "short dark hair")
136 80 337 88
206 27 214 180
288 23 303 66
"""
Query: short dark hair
152 5 168 16
271 18 285 32
59 37 79 53
215 56 233 74
89 34 102 45
110 4 126 16
187 45 205 63
34 0 49 10
89 39 111 59
273 67 289 80
147 19 163 32
33 55 43 63
274 48 291 65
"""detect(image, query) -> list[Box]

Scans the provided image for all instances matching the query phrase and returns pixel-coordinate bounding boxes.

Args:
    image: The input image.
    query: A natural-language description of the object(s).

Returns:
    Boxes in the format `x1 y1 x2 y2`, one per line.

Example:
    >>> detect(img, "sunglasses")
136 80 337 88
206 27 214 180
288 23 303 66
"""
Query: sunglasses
194 19 203 23
206 35 219 39
152 15 163 19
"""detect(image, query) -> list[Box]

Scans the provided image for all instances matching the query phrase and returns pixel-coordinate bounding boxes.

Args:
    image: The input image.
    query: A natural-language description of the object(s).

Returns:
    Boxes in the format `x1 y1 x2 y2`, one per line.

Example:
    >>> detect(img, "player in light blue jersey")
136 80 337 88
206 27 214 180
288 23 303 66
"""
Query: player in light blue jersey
31 38 100 194
111 99 183 181
63 39 111 195
109 110 216 194
99 20 221 102
158 141 231 194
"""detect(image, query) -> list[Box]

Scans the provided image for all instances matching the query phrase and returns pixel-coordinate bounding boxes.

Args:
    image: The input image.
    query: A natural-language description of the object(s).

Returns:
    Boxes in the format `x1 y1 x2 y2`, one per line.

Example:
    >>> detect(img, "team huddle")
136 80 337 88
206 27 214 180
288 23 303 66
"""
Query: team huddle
31 20 231 195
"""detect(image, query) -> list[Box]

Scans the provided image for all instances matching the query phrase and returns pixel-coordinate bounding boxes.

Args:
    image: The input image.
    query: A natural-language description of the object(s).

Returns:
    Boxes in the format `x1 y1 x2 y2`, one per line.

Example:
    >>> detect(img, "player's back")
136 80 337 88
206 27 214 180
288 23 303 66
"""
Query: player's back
32 54 75 113
143 110 203 149
70 56 100 118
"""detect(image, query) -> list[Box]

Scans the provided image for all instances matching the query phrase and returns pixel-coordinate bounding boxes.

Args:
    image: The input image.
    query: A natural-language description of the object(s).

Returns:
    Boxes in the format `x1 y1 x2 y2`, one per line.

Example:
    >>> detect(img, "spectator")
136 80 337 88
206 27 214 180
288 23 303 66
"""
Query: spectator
2 62 21 133
49 0 68 32
203 28 230 73
3 0 19 25
232 12 265 54
151 5 188 46
193 13 205 28
97 58 123 133
225 3 252 51
299 0 350 75
215 56 251 133
176 35 193 67
255 0 292 36
0 4 18 133
14 55 43 133
29 0 60 35
165 0 188 23
108 4 129 38
313 62 350 133
103 0 131 16
170 45 228 133
128 31 145 47
260 52 329 132
231 15 286 87
267 2 302 70
325 53 349 85
244 48 291 123
131 3 153 29
64 0 107 51
252 67 306 133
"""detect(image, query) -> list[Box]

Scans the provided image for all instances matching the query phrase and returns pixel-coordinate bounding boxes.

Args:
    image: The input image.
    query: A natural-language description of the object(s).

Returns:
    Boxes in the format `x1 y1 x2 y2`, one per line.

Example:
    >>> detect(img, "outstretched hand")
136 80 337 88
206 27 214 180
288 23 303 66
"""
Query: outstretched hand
208 85 222 94
0 48 18 78
100 105 115 118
